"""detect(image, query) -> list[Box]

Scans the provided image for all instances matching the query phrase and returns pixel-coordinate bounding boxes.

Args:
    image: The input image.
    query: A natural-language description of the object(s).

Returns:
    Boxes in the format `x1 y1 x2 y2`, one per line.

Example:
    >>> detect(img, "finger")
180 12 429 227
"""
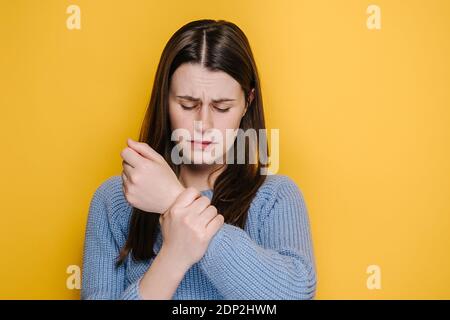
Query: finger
172 187 201 209
121 170 129 183
187 195 211 216
122 159 132 168
122 179 128 195
120 147 144 168
198 205 218 226
122 161 133 179
127 138 162 162
205 214 224 239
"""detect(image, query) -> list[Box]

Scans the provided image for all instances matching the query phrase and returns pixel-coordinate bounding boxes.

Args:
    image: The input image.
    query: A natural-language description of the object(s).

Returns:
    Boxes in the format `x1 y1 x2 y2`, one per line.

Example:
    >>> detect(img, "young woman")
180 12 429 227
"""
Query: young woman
81 19 317 300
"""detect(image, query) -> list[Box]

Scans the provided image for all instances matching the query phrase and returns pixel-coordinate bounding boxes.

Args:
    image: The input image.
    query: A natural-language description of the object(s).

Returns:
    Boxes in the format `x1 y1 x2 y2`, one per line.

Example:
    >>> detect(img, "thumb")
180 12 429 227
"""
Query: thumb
127 138 161 161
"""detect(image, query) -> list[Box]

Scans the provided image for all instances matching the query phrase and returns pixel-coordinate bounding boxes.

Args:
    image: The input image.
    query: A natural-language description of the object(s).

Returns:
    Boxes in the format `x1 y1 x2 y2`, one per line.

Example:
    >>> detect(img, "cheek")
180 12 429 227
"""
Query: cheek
213 115 243 147
214 111 243 131
169 105 191 131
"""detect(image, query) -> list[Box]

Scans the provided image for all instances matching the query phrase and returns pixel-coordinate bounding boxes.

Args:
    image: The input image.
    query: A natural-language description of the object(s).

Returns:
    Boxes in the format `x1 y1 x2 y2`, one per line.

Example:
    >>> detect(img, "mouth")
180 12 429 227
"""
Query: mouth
188 140 216 149
189 139 215 144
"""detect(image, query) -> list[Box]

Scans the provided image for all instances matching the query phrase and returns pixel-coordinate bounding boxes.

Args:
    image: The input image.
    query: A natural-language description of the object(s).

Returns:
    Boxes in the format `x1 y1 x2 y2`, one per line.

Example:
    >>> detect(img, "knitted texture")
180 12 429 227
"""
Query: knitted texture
81 174 317 300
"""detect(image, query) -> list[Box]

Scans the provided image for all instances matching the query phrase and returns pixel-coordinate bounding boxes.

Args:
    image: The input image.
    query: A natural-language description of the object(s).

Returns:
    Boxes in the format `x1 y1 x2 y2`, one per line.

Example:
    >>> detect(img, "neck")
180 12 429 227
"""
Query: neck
179 164 226 192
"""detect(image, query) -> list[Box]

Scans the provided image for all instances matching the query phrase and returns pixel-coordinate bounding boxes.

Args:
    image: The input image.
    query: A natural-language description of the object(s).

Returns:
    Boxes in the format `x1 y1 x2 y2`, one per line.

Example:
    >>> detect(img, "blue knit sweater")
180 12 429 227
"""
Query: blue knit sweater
81 174 317 300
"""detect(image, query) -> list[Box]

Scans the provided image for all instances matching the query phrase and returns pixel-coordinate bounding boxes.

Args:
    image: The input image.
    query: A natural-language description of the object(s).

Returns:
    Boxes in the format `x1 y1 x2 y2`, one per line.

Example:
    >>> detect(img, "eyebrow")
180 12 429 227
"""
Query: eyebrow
176 95 236 103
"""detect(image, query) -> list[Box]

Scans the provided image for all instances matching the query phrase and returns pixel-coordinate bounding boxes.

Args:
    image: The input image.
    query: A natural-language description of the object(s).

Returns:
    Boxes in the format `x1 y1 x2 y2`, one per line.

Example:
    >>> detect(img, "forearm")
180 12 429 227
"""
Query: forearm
138 245 189 299
198 223 316 299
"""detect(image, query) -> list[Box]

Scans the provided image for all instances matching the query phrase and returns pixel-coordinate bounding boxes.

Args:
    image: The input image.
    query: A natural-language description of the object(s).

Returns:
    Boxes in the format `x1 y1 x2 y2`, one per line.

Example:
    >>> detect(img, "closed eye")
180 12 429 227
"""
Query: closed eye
214 106 231 113
181 104 230 113
180 104 196 110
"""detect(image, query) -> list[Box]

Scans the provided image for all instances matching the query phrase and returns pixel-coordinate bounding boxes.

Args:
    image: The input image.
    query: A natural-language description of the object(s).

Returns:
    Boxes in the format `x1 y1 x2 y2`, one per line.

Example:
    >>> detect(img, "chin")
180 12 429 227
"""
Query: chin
184 150 223 165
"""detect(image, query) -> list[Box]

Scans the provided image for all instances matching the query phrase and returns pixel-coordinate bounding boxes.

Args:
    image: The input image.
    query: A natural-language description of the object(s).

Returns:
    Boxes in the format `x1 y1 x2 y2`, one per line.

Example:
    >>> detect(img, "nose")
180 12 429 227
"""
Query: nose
195 104 213 134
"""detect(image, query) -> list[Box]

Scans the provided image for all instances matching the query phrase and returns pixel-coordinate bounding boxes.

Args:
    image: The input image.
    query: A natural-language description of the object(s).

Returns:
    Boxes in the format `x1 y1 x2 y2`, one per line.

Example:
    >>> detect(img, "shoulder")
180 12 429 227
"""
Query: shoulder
256 174 304 201
88 175 133 243
252 174 307 219
259 174 301 193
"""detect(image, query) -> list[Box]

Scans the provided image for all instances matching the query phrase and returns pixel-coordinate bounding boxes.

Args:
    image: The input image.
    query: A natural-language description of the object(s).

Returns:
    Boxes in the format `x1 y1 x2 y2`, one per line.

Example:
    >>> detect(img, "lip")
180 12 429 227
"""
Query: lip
189 140 216 150
189 140 215 144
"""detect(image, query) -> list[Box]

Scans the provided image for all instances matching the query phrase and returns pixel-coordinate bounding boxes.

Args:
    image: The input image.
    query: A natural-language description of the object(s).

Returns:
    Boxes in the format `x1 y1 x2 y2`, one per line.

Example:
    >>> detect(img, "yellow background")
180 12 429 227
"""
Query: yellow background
1 0 449 299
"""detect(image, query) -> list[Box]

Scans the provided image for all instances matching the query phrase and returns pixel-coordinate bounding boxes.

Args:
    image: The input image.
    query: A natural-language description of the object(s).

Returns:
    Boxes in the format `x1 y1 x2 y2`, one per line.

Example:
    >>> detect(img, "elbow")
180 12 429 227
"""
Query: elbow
263 256 317 300
298 274 317 300
259 259 317 300
289 259 317 300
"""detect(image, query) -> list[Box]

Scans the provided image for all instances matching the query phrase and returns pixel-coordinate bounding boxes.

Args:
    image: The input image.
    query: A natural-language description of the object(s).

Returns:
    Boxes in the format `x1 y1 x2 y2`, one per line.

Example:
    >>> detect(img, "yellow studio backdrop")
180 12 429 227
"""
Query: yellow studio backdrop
0 0 449 299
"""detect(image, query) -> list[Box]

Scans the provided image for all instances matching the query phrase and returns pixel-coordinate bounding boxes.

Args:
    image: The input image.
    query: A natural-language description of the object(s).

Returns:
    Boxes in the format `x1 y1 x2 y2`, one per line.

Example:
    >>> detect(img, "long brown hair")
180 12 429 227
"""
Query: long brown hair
117 19 269 266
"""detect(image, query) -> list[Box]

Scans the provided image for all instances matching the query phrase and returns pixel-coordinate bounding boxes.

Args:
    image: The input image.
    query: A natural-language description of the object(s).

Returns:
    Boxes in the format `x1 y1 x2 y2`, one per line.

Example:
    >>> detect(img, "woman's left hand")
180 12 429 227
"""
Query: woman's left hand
120 138 185 214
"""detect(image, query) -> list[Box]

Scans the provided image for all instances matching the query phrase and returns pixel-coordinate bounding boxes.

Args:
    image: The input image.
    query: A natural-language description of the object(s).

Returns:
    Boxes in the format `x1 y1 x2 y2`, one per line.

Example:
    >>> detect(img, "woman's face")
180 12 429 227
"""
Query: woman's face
168 63 250 165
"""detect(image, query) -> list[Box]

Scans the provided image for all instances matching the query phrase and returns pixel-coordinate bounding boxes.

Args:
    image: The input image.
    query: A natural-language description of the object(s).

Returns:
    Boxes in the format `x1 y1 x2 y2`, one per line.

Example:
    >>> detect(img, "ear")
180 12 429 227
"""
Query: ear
243 88 255 117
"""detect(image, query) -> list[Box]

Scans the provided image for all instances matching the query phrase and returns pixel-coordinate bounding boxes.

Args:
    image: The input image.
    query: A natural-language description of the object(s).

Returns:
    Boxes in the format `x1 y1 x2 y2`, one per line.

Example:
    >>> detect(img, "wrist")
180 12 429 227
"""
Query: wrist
165 184 185 212
173 184 185 199
158 245 191 276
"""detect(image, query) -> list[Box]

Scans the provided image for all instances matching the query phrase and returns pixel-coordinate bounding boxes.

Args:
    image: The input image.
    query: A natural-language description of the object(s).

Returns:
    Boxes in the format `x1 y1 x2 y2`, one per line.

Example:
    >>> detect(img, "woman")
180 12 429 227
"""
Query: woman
81 19 317 300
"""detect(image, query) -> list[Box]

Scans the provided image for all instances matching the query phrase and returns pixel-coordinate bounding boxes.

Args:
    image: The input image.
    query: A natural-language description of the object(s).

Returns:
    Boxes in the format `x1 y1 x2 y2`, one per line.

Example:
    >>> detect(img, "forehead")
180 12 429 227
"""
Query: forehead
169 63 243 99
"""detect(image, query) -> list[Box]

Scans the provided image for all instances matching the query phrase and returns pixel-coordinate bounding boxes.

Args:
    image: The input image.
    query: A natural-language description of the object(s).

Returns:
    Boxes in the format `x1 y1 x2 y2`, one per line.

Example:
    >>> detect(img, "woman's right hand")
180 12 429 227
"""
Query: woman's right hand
159 187 225 270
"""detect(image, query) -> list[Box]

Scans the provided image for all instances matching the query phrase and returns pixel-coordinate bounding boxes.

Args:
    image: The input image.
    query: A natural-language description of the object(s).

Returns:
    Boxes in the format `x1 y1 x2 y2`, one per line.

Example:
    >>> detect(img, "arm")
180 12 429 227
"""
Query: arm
81 186 141 299
81 183 188 300
138 245 188 299
197 176 317 300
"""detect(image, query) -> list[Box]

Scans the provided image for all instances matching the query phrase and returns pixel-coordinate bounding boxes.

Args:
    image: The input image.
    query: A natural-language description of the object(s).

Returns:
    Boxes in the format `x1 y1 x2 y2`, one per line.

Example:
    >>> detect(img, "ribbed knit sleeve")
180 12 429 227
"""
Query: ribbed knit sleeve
81 174 316 300
197 175 317 300
81 179 143 300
